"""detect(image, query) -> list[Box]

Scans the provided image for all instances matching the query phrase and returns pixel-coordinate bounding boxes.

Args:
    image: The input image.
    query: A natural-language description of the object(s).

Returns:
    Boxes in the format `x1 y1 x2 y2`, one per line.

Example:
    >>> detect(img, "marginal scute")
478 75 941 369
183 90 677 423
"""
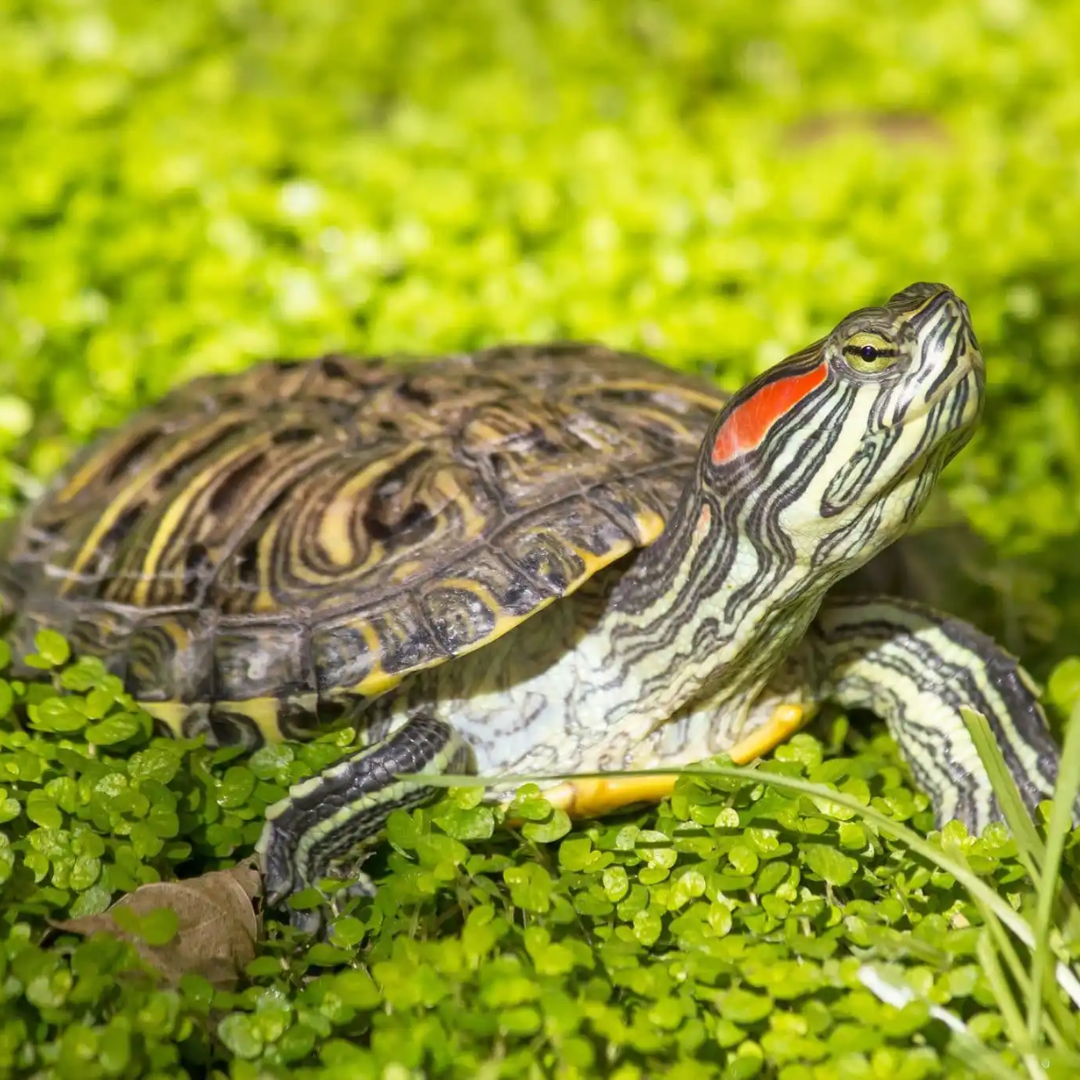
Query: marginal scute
211 696 311 747
434 547 551 619
422 581 500 654
67 609 138 679
279 694 339 740
213 621 313 701
587 476 681 545
1 343 727 745
201 704 267 749
124 611 215 704
142 700 200 740
497 525 587 597
311 597 446 699
346 599 443 682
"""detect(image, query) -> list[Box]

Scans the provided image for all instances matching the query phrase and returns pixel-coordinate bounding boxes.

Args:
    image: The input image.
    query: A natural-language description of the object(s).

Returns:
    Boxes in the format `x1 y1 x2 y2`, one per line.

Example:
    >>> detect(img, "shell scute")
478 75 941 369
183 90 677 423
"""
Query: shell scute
213 621 314 702
310 598 444 699
124 610 214 704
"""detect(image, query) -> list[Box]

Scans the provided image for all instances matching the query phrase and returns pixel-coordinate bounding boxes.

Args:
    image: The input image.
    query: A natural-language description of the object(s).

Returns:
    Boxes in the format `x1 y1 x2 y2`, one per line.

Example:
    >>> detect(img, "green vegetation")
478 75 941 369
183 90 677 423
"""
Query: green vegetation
2 1 1080 1076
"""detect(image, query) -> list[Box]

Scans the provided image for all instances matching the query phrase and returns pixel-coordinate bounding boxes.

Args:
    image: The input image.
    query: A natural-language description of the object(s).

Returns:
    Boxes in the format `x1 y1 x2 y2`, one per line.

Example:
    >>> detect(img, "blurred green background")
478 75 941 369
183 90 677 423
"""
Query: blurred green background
3 2 1080 1076
3 0 1080 673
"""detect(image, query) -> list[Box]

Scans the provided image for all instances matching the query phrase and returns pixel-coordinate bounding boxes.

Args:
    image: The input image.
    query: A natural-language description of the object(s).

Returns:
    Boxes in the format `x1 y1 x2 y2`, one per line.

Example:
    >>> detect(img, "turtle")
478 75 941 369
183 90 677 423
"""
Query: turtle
0 281 1063 926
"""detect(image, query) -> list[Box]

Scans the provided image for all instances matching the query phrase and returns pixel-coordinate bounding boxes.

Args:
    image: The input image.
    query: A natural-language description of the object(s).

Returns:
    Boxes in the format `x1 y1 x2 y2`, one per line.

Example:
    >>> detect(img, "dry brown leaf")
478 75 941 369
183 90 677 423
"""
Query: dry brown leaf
51 860 263 989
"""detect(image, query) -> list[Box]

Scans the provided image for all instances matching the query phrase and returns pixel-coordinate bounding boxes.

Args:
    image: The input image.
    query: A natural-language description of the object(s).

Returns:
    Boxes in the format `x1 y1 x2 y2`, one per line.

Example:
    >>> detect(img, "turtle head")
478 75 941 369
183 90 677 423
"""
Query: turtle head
705 282 984 584
604 283 983 730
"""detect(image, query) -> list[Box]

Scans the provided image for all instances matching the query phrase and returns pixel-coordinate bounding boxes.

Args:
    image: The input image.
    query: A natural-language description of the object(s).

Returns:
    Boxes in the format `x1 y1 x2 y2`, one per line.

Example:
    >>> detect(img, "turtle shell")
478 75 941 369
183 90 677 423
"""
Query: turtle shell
0 345 725 745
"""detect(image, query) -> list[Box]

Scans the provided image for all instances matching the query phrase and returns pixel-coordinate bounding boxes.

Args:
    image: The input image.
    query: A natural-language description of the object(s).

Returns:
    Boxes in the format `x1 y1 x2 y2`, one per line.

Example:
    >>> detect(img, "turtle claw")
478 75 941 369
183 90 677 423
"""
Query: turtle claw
536 774 681 820
727 703 817 765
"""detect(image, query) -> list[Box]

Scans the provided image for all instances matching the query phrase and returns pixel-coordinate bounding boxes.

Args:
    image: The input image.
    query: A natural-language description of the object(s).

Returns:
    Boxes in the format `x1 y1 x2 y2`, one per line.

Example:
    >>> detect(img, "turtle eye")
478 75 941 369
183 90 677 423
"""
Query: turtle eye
842 331 898 373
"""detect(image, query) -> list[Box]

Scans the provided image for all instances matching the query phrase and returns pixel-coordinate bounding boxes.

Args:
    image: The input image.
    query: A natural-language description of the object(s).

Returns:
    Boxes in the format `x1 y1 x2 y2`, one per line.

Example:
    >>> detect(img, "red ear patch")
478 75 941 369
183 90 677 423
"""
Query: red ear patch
711 361 828 465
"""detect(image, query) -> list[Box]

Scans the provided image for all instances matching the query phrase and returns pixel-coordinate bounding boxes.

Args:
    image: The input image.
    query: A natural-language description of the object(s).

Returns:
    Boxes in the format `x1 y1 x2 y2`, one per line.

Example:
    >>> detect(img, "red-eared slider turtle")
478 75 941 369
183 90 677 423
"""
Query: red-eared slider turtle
0 283 1062 925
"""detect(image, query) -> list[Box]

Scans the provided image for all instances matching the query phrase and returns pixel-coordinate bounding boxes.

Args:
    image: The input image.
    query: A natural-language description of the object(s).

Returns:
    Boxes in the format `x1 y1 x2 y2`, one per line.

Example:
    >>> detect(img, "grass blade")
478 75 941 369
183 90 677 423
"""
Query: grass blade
859 959 1025 1080
977 930 1047 1080
961 706 1047 885
1026 699 1080 1044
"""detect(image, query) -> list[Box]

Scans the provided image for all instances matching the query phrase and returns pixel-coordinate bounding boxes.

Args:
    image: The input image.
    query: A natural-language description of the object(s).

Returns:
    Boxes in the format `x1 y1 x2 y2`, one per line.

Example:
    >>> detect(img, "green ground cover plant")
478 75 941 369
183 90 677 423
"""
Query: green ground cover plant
2 0 1080 1076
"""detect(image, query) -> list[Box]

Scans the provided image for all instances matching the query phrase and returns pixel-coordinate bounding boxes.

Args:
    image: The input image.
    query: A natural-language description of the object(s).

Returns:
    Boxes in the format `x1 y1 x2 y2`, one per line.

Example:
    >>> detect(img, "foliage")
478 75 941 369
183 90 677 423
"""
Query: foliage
2 0 1080 1076
3 645 1080 1077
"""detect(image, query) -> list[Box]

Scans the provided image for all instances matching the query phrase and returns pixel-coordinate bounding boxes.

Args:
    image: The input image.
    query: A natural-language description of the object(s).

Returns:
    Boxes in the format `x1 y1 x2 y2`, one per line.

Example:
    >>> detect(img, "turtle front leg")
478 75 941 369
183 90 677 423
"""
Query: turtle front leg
805 595 1063 833
255 716 474 928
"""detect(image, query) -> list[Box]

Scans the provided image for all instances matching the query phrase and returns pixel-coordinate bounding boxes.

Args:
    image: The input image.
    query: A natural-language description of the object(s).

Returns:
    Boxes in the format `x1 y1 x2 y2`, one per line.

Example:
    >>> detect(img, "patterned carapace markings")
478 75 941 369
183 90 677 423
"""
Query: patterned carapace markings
0 344 725 737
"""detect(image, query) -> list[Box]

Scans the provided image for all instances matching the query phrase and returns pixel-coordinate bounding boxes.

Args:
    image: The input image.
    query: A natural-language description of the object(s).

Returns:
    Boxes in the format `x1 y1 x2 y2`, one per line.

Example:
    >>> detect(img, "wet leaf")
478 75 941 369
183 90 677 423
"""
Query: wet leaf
801 844 857 887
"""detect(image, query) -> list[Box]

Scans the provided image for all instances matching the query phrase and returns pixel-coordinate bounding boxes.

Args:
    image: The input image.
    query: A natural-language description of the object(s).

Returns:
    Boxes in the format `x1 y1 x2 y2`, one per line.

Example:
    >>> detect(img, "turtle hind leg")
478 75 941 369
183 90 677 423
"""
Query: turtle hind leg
256 716 473 928
807 594 1063 834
